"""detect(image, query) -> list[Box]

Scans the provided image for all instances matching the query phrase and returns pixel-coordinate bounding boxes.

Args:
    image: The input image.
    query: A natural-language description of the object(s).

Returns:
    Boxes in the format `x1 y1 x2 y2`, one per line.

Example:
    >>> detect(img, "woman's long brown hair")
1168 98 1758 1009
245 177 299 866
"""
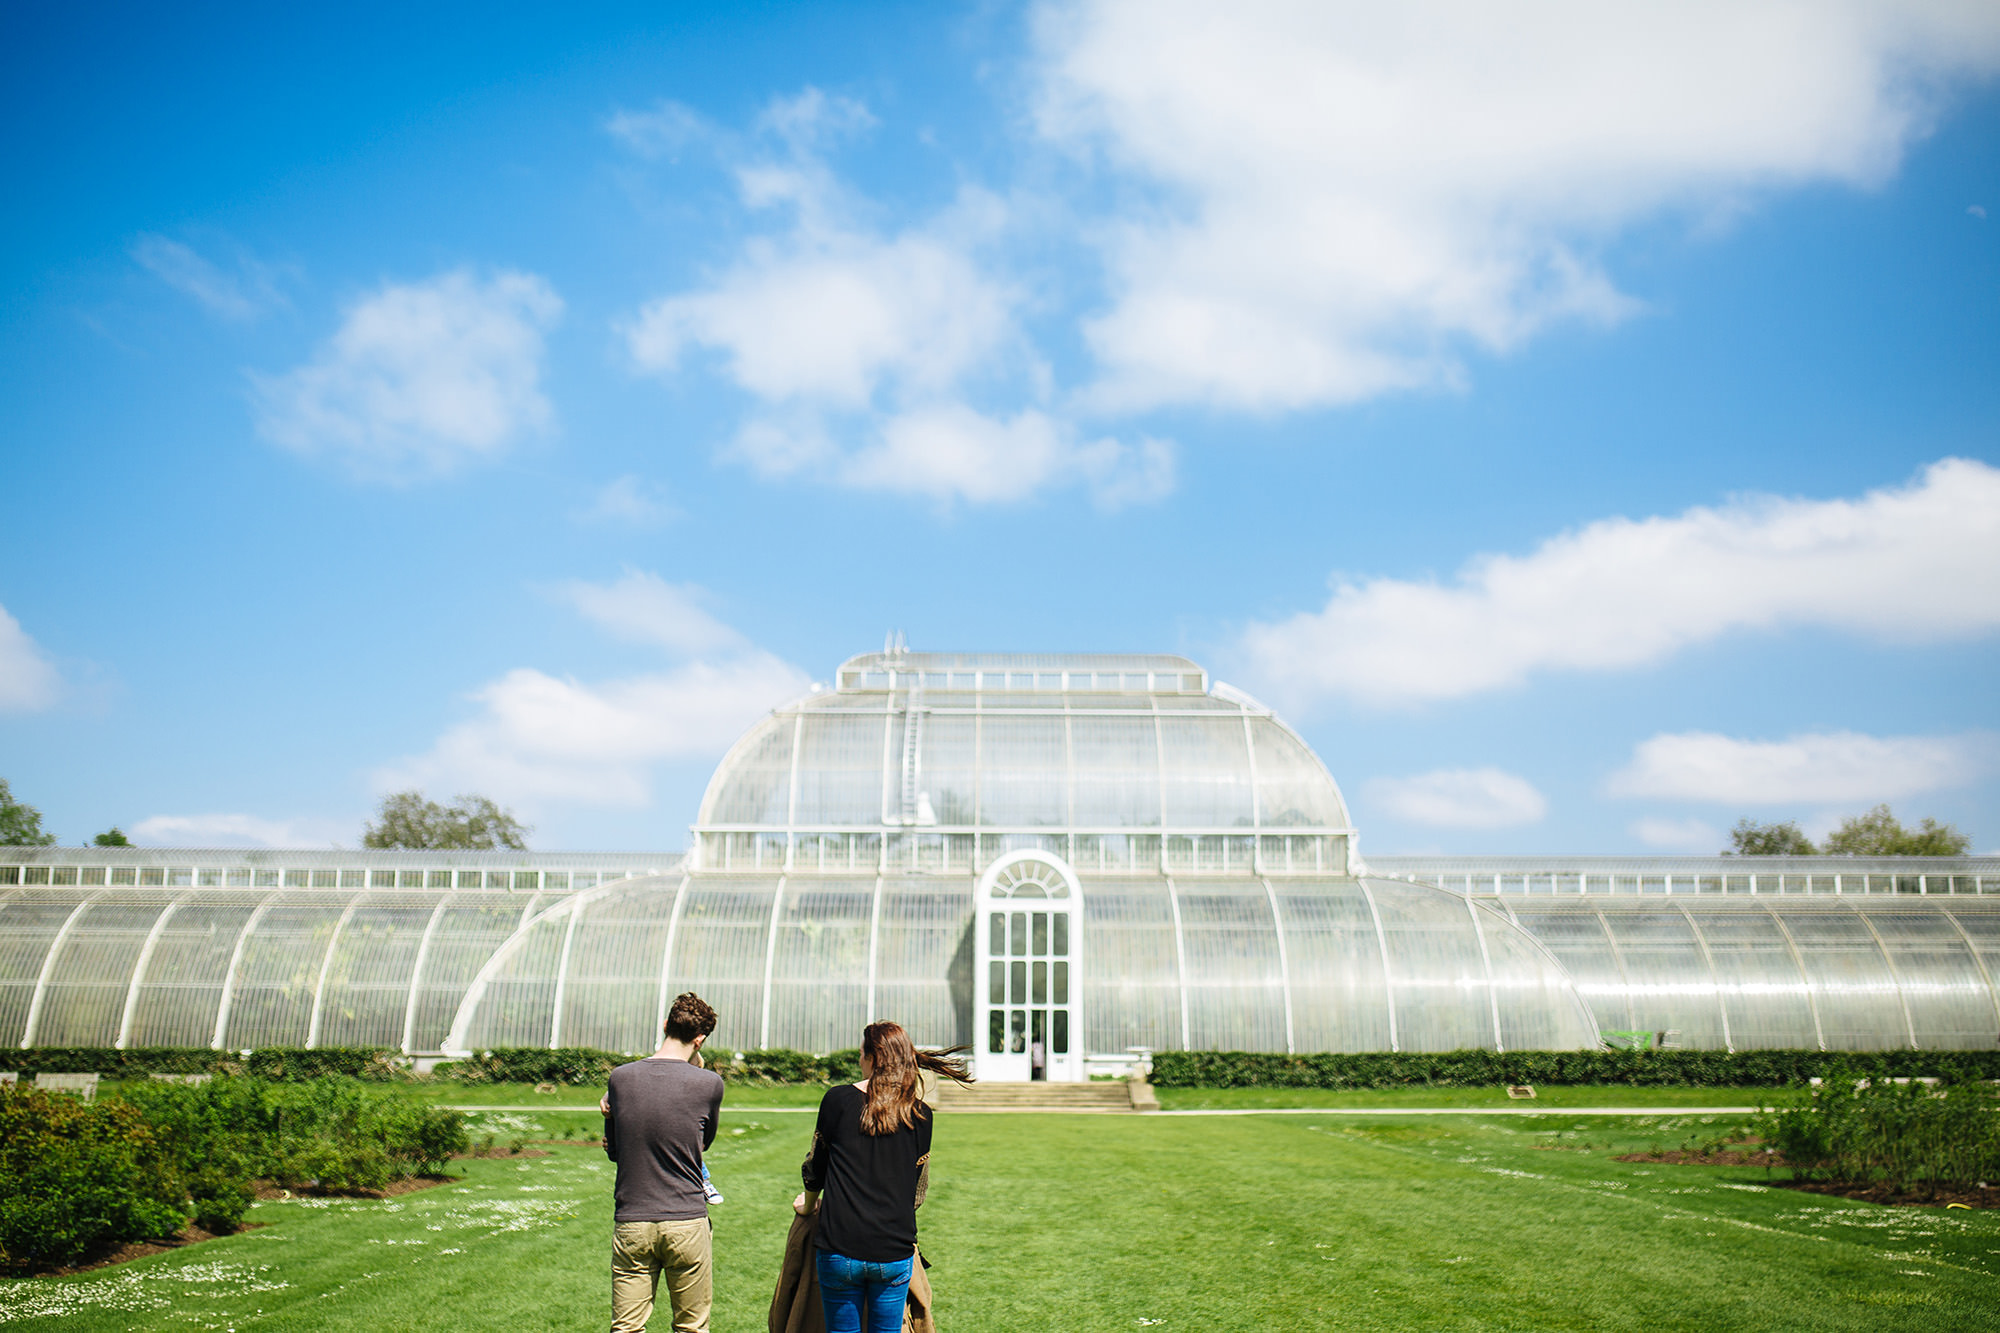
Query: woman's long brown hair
860 1021 974 1136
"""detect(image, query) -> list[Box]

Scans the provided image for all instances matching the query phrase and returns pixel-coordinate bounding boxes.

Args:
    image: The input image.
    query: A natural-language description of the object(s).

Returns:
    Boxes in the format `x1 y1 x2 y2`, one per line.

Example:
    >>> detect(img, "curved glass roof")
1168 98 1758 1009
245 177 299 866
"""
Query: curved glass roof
5 646 1995 1061
695 650 1352 845
447 872 1599 1057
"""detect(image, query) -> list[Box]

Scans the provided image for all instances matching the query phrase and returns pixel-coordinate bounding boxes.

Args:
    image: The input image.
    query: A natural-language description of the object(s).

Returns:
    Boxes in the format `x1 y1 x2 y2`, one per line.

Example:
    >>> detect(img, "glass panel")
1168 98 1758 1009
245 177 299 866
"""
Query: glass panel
988 1008 1004 1053
1053 1008 1068 1054
1009 1009 1025 1052
874 880 972 1048
989 961 1004 1004
1053 913 1069 957
1278 883 1389 1052
1010 913 1027 957
1010 961 1026 1005
767 879 872 1055
792 713 889 826
1033 912 1048 956
1082 878 1181 1053
1178 879 1286 1051
1033 960 1047 1004
1070 712 1160 827
980 715 1066 827
700 717 794 825
1159 717 1255 828
989 912 1004 955
1054 960 1068 1005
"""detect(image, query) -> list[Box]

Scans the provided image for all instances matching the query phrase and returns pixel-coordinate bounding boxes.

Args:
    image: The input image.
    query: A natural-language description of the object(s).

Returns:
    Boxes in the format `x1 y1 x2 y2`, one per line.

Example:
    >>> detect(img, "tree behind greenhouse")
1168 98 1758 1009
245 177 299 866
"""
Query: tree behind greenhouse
0 778 56 846
362 791 530 850
1821 804 1970 856
1726 819 1817 855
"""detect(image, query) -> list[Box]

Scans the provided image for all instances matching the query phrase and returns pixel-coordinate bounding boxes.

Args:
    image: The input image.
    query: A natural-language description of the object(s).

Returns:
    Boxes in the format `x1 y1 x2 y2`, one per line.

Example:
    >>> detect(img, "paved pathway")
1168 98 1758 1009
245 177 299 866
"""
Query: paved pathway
446 1103 1763 1115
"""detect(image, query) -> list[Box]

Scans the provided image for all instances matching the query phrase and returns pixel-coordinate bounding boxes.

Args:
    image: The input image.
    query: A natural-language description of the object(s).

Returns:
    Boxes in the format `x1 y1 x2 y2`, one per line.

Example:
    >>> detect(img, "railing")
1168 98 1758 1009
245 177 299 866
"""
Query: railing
1368 855 2000 896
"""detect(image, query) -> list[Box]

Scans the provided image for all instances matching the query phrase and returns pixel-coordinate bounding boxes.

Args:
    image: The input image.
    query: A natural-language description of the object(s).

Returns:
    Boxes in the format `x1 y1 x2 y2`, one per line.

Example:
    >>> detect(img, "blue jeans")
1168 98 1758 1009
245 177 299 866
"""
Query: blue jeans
815 1249 913 1333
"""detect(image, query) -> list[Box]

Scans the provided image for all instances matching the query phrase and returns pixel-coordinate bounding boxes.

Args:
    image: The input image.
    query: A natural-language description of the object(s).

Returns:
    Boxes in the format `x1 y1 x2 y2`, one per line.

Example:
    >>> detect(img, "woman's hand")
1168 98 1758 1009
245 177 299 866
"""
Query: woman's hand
793 1191 818 1216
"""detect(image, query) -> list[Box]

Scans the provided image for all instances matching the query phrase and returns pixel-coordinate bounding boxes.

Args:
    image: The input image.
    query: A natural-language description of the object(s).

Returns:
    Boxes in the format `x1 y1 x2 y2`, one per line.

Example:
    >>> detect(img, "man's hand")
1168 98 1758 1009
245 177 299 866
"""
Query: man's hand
793 1191 818 1216
599 1094 610 1116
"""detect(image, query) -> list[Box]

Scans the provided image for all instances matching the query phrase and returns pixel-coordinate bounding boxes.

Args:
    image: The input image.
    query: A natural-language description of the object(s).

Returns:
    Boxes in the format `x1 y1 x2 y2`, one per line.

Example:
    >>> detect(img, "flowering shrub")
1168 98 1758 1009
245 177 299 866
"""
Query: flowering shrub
1758 1064 2000 1196
121 1076 469 1209
0 1085 185 1269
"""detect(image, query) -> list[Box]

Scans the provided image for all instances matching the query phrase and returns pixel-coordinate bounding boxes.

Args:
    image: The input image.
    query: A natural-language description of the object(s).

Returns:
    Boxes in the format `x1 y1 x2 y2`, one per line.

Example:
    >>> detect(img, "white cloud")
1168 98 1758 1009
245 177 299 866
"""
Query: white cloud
1610 729 1993 804
575 475 678 527
625 190 1014 409
380 574 809 808
1240 458 2000 708
1034 1 2000 411
1630 816 1723 850
605 100 710 158
379 655 808 807
129 813 346 848
0 604 61 713
619 89 1178 510
253 269 562 480
131 235 285 320
1364 767 1547 829
553 570 745 657
841 406 1174 509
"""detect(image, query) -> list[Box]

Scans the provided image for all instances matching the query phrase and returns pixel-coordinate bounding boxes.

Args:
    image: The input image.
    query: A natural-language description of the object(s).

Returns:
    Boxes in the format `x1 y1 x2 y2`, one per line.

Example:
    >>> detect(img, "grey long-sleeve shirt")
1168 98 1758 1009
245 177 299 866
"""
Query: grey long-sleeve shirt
604 1056 724 1222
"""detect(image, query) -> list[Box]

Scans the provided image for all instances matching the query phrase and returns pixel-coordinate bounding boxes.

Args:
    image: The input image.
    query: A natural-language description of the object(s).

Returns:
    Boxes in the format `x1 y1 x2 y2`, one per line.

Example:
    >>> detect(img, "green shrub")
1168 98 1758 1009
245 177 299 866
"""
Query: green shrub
119 1074 469 1206
9 1046 415 1082
1146 1048 2000 1089
429 1045 866 1085
0 1085 186 1269
432 1047 625 1085
1758 1064 2000 1196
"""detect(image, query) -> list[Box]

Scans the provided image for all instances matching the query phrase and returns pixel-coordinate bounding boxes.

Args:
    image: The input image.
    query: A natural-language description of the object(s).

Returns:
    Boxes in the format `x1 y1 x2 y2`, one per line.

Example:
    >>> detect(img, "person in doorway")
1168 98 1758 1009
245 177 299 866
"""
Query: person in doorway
603 992 725 1333
1030 1034 1046 1081
792 1023 972 1333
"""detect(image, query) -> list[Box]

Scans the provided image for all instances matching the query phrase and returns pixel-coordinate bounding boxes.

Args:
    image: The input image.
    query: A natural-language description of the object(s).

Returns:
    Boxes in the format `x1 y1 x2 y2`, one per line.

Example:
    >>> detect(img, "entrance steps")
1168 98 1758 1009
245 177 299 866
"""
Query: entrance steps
932 1079 1149 1112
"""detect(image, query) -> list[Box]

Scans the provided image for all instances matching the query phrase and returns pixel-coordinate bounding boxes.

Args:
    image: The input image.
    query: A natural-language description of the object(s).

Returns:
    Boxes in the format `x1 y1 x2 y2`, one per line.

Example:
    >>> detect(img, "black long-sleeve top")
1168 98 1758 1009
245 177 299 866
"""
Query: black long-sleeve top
802 1083 932 1262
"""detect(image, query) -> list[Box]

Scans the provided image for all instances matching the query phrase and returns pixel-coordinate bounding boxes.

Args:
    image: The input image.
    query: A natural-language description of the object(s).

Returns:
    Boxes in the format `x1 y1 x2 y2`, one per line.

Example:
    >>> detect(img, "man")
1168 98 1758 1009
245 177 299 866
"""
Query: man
603 992 725 1333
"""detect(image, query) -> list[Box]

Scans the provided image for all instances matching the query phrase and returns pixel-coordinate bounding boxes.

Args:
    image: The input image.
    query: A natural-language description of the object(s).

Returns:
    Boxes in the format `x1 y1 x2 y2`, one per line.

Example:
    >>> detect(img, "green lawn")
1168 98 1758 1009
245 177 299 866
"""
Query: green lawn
6 1110 1995 1331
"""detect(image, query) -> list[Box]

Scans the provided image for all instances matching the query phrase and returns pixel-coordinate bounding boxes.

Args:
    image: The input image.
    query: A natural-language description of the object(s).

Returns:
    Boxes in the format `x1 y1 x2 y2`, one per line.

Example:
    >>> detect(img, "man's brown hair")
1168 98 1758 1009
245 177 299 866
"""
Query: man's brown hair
664 992 717 1044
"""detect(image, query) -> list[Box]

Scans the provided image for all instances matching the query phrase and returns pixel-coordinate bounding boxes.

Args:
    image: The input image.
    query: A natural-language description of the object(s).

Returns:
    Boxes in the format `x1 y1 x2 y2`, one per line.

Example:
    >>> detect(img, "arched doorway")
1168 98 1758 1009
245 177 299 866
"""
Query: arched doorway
974 851 1082 1082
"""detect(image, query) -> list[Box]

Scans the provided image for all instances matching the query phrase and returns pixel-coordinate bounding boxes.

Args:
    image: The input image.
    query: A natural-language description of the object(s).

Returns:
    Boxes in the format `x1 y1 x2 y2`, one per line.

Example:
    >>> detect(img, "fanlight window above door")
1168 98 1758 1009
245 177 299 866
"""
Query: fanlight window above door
987 858 1070 899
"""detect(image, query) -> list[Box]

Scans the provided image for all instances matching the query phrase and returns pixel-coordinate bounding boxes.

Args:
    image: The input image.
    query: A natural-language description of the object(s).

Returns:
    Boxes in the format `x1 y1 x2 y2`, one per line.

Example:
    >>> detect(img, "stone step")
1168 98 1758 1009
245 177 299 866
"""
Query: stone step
932 1080 1142 1111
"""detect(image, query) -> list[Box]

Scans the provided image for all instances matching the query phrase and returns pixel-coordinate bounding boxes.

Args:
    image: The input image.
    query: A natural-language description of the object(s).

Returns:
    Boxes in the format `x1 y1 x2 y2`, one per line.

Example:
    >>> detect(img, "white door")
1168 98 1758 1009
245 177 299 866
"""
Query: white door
974 852 1081 1082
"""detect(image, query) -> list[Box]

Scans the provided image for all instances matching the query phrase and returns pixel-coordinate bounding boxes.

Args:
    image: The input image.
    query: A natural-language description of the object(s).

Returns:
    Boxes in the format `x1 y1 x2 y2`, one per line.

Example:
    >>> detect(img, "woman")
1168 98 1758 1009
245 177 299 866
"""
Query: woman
793 1022 971 1333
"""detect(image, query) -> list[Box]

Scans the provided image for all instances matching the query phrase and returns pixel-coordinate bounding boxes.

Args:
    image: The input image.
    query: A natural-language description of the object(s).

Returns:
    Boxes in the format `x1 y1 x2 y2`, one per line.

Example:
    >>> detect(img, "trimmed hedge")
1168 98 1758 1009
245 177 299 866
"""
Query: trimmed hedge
1148 1049 2000 1089
21 1045 2000 1089
8 1045 871 1086
7 1047 414 1082
433 1048 624 1085
433 1046 865 1086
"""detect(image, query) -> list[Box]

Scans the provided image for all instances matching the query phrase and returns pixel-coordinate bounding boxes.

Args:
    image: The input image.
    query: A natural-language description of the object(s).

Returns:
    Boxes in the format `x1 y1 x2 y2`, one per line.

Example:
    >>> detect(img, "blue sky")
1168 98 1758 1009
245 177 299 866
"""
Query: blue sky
3 1 1997 854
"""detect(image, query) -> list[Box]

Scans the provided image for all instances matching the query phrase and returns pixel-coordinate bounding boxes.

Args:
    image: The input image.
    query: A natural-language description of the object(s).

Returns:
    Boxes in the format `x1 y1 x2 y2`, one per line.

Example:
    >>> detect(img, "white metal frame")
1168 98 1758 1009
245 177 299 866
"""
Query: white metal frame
974 850 1084 1082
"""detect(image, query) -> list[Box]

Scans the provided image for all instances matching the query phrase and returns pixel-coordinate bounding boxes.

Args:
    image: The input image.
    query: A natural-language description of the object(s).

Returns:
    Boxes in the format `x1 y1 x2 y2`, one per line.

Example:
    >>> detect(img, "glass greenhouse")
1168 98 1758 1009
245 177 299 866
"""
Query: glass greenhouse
3 649 1996 1073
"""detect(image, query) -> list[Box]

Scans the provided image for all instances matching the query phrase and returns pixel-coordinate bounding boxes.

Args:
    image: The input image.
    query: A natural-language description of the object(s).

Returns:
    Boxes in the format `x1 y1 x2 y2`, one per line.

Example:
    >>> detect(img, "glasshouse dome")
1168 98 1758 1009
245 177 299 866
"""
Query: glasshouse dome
446 650 1603 1071
4 647 1997 1072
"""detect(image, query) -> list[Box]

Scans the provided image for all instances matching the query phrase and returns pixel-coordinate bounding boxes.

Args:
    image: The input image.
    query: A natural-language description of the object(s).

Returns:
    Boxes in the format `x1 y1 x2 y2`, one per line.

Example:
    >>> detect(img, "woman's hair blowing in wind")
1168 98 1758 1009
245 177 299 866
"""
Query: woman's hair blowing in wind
860 1021 973 1136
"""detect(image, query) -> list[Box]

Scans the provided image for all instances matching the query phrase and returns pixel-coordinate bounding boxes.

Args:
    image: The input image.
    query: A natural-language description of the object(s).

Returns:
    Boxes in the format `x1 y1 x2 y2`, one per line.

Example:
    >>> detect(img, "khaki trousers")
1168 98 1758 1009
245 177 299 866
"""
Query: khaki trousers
611 1217 712 1333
